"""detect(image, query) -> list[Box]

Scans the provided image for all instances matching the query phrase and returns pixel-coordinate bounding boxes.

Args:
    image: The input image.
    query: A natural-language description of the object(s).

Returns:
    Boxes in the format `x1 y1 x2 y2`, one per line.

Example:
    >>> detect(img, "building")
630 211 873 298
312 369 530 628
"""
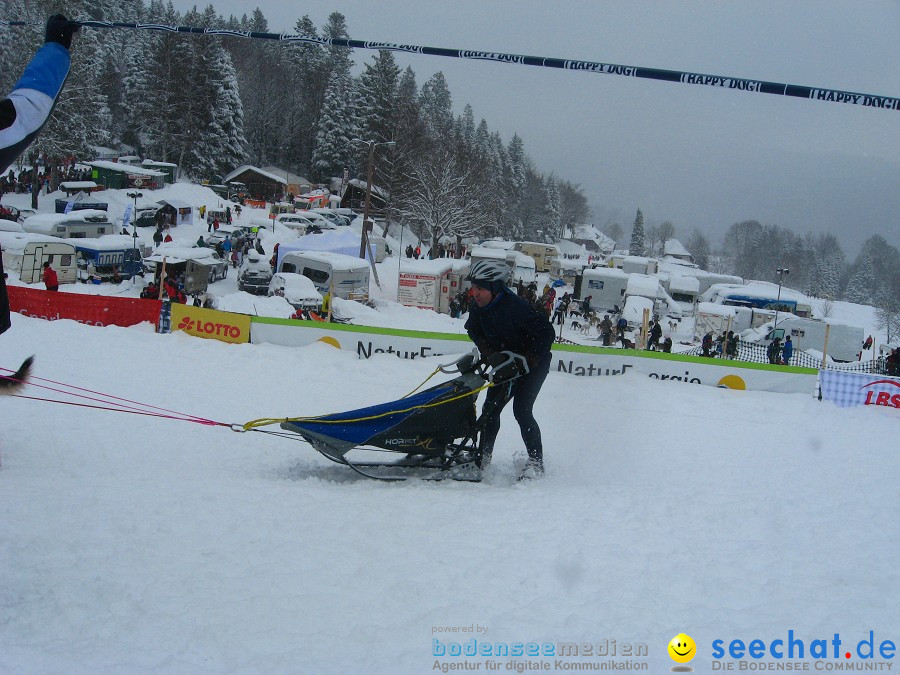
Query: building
339 178 390 215
223 165 311 201
84 160 166 190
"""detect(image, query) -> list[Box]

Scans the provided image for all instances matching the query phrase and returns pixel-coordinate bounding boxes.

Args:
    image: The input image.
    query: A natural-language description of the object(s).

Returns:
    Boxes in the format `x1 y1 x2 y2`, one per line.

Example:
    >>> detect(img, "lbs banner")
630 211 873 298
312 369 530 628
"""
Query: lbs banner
819 370 900 410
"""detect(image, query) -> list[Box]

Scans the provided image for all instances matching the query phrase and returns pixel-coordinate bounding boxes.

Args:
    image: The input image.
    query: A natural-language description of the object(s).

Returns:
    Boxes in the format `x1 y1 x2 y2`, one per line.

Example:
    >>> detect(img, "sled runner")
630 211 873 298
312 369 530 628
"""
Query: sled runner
276 350 528 481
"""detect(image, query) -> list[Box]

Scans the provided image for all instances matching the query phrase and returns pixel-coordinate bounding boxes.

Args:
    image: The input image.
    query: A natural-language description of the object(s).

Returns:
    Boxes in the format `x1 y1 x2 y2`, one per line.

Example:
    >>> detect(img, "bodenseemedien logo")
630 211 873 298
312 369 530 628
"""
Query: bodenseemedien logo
668 633 696 672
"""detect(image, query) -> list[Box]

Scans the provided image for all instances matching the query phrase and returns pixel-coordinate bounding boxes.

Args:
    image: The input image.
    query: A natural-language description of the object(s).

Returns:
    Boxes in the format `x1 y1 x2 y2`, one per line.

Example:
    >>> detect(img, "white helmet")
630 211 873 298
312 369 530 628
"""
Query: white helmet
467 259 509 284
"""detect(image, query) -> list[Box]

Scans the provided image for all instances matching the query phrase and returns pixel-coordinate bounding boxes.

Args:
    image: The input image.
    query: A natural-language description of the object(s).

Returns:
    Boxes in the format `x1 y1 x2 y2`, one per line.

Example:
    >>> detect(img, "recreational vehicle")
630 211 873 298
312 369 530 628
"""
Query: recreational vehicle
73 235 147 282
279 250 370 300
580 267 629 312
513 242 560 273
0 232 77 284
22 209 111 239
748 317 864 363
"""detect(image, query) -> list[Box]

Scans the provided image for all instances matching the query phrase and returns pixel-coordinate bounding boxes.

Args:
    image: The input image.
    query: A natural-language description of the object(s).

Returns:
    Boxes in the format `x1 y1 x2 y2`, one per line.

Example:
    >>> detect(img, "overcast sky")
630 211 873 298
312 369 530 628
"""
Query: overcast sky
171 0 899 257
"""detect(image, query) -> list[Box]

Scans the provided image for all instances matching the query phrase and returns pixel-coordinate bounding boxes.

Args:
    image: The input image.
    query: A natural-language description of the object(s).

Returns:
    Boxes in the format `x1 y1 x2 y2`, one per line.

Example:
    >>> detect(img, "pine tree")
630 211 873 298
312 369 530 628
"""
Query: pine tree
687 229 710 271
844 253 875 304
311 71 357 181
545 175 561 242
630 209 646 256
419 72 453 144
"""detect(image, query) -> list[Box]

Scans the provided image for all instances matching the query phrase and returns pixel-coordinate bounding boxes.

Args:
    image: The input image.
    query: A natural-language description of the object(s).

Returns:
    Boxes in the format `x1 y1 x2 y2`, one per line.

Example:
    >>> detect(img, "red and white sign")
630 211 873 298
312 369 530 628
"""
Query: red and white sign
8 286 161 327
819 369 900 410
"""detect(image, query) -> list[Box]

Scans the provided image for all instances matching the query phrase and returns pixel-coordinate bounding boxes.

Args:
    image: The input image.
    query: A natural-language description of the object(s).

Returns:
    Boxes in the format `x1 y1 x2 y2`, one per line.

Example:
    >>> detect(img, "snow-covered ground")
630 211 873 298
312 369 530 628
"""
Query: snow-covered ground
1 182 896 672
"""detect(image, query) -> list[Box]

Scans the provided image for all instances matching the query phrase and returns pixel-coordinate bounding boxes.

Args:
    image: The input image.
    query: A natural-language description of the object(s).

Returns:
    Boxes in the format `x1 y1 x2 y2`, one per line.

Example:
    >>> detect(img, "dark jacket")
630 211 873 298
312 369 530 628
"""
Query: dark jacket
465 288 555 367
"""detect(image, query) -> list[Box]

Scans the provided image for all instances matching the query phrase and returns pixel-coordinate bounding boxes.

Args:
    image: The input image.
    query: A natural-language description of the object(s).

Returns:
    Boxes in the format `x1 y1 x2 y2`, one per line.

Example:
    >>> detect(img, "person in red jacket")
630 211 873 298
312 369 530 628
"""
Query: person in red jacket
42 261 59 291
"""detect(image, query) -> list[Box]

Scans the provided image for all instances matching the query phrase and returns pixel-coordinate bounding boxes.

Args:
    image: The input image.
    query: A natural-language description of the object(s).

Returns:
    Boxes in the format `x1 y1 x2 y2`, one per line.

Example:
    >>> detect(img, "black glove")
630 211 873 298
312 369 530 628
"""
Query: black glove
45 14 79 50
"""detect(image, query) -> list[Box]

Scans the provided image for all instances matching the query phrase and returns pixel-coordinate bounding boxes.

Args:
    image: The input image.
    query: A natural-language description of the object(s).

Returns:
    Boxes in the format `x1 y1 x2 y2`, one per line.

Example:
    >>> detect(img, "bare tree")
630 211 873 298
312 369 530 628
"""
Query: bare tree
657 220 676 255
397 148 483 255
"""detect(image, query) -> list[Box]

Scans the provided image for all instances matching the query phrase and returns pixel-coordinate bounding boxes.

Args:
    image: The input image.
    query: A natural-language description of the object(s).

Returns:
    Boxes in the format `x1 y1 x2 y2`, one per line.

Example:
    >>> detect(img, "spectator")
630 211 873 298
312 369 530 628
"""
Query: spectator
725 331 739 359
599 315 613 346
767 338 782 364
782 335 794 365
701 332 713 357
647 320 662 351
42 261 59 291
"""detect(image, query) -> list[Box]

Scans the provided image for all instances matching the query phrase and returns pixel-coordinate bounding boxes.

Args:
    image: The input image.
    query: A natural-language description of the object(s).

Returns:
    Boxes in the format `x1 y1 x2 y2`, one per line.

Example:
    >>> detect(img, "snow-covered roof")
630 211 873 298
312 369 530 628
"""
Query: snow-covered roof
73 235 141 251
479 239 515 250
566 224 616 252
142 159 177 168
270 273 323 302
224 165 307 186
469 246 508 261
59 181 99 190
23 210 110 233
84 160 165 177
583 266 629 280
626 273 661 299
663 238 692 258
400 259 457 276
696 301 739 317
0 231 67 251
667 275 700 294
145 245 222 264
261 166 309 185
278 229 370 259
344 178 389 202
281 249 371 271
157 198 193 209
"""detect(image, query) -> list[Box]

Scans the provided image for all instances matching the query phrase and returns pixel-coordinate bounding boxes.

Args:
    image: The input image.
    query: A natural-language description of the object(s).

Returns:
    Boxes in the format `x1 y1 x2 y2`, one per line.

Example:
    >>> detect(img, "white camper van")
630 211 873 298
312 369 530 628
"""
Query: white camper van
580 267 629 312
278 250 370 300
0 232 77 284
505 250 536 286
22 210 111 239
748 317 864 363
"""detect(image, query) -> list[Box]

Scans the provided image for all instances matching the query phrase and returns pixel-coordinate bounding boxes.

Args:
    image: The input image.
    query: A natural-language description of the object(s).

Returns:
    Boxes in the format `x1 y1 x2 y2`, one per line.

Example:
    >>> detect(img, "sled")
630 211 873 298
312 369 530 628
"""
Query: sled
279 350 528 481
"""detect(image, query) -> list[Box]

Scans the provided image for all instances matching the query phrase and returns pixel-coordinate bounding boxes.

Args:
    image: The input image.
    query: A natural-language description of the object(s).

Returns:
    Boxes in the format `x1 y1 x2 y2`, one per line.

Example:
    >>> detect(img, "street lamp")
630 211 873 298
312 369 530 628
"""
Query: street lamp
774 267 789 329
352 139 395 259
127 191 143 284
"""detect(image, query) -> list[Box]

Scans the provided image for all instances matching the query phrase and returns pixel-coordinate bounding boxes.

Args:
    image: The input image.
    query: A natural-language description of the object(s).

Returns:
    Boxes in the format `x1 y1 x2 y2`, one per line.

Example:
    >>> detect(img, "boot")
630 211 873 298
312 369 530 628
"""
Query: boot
518 456 544 481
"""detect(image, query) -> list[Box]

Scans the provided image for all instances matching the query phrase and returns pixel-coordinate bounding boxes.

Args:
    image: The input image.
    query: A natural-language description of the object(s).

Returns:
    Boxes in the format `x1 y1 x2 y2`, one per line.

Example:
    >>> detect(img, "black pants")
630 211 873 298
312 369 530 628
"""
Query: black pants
479 360 550 463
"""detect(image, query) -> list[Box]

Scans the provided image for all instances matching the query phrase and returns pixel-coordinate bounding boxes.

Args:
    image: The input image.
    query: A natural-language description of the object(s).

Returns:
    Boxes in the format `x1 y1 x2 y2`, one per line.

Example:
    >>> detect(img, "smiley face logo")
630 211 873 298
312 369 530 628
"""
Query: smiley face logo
668 633 696 663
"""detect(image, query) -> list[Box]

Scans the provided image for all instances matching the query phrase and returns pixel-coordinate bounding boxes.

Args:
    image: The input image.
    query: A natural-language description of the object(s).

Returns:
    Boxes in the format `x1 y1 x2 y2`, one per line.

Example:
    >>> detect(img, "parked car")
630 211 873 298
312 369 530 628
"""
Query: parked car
237 250 273 295
309 208 350 227
204 251 229 282
205 224 254 248
268 272 323 310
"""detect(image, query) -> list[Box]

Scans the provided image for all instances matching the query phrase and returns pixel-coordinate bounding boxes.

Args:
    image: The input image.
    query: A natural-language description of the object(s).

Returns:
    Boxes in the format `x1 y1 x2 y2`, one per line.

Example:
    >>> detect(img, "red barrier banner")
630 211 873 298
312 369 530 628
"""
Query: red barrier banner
8 286 161 327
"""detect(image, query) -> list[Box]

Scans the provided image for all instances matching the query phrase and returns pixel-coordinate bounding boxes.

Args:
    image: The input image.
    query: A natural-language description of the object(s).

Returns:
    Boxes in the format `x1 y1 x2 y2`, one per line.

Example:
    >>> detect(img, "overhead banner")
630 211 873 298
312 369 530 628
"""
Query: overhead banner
819 370 900 410
13 19 897 112
170 304 251 344
250 317 818 394
8 285 160 327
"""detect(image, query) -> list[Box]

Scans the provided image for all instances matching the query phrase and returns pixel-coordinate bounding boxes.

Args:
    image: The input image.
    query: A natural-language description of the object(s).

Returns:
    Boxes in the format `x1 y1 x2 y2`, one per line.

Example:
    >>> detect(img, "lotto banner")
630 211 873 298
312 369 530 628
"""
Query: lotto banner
8 285 160 327
170 304 251 344
819 370 900 409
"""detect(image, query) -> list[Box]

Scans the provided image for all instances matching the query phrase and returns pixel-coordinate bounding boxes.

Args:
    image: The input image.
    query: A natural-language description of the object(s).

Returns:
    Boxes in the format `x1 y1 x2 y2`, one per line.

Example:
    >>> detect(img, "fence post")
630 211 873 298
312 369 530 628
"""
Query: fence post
822 323 831 364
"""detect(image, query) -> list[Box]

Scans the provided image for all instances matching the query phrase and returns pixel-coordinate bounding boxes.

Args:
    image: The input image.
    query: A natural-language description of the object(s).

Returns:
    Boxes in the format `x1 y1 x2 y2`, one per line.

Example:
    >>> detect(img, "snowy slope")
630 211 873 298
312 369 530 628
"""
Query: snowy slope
0 313 897 673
